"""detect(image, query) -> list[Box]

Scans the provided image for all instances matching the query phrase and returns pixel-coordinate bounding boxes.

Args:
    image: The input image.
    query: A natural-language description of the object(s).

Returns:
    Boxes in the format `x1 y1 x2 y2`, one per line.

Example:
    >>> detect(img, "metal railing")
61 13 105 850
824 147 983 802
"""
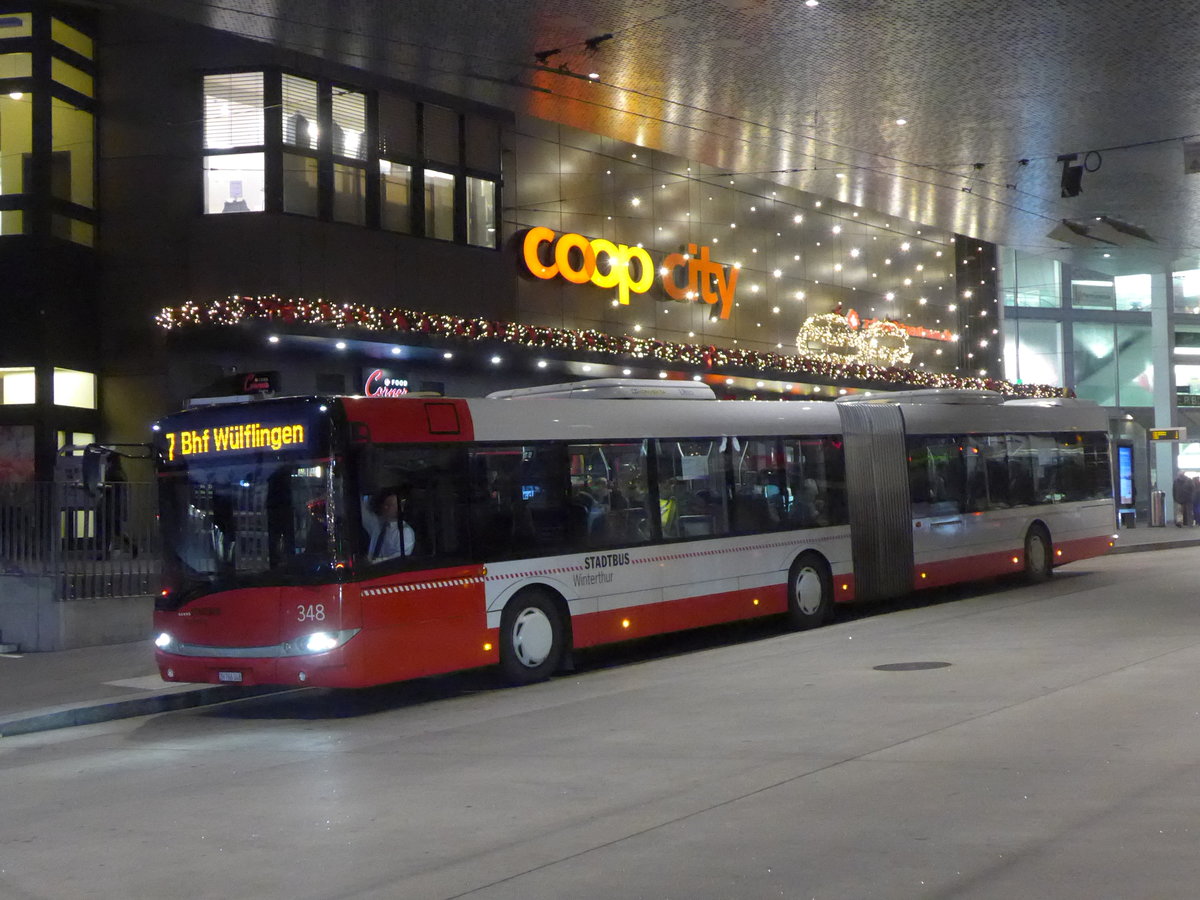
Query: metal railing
0 482 160 600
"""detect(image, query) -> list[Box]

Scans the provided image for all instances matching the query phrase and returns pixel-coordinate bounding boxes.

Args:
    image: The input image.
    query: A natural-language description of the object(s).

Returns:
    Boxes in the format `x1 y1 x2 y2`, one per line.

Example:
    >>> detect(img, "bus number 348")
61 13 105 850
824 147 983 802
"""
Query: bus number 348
297 604 326 622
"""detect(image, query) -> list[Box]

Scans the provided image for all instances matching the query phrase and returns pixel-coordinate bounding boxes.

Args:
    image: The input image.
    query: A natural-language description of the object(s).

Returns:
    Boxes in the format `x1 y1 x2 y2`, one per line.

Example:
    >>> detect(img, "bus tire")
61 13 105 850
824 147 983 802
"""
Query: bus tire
786 552 833 630
1024 524 1053 582
499 589 567 685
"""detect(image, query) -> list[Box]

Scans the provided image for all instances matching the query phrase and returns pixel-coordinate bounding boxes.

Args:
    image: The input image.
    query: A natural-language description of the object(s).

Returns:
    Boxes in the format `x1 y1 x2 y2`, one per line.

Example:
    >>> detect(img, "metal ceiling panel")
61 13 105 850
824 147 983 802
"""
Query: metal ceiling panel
114 0 1200 274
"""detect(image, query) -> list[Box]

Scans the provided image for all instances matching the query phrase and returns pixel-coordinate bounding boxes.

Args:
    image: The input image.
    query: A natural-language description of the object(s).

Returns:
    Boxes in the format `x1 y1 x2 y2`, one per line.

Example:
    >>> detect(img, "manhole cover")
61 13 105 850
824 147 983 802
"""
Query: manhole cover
873 661 951 671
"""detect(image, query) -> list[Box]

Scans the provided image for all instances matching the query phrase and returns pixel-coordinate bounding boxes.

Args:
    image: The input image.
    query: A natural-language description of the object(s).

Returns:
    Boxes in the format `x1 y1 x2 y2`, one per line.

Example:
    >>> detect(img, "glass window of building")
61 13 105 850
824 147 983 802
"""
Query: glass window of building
0 89 32 196
466 175 496 247
281 74 319 150
464 117 500 174
51 97 93 207
1002 319 1063 387
0 51 31 78
0 14 32 38
51 215 92 246
1175 329 1200 402
424 168 455 240
0 210 21 234
1070 275 1115 309
282 152 318 216
1072 321 1116 406
1172 268 1200 314
203 72 264 214
52 368 95 408
378 94 418 158
1115 323 1153 406
332 162 365 225
331 88 366 160
1114 273 1151 311
423 104 459 165
1000 250 1061 308
203 72 264 149
51 18 93 58
204 152 265 214
51 58 92 97
0 367 35 404
379 159 412 233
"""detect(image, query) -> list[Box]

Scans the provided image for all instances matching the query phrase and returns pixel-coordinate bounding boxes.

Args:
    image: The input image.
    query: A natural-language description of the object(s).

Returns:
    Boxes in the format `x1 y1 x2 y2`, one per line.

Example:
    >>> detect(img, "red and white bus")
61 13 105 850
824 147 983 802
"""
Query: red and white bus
151 380 1115 688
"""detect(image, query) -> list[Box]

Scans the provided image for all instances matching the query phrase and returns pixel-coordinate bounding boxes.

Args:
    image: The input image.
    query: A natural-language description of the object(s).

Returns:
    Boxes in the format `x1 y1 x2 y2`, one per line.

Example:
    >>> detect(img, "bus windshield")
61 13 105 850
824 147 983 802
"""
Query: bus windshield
158 457 343 603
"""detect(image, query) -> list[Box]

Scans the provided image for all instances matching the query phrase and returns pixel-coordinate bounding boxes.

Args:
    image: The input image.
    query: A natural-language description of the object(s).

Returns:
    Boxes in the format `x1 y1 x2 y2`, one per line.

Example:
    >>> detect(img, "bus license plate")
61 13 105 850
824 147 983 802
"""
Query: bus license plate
218 671 243 683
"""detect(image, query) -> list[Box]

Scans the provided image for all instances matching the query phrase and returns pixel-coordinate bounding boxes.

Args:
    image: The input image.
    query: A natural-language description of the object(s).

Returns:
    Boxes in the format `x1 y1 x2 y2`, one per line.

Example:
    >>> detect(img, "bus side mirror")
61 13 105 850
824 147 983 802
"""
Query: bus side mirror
82 445 106 498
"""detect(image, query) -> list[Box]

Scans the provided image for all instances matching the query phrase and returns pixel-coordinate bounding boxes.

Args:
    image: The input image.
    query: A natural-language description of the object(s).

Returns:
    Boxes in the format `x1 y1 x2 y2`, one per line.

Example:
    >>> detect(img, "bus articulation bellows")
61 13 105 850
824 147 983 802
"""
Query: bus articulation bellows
151 380 1115 688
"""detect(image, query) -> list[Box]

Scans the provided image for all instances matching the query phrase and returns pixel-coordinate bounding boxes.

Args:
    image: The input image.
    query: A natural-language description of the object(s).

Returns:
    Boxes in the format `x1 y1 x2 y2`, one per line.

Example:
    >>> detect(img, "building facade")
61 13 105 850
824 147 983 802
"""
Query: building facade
0 3 1099 492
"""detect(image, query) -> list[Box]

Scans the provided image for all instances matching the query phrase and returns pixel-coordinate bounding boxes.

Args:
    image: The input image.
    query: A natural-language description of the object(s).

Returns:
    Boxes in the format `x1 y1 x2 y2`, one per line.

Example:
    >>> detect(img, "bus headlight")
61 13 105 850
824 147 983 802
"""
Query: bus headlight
292 629 359 655
303 632 340 653
154 632 174 650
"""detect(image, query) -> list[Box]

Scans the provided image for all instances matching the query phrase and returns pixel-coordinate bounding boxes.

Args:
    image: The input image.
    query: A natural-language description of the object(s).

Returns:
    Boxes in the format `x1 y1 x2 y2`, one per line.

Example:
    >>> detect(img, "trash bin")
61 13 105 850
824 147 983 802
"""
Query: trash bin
1150 489 1166 527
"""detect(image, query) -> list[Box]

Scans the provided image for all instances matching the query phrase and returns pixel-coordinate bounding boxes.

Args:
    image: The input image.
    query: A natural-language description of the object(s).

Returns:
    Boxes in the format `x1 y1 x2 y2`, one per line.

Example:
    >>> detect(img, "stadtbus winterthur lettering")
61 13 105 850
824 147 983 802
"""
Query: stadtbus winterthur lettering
164 422 306 460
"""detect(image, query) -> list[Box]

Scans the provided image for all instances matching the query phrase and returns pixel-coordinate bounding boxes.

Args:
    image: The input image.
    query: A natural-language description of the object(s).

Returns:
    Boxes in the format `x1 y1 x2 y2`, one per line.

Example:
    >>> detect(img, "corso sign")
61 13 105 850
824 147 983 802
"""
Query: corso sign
520 227 739 320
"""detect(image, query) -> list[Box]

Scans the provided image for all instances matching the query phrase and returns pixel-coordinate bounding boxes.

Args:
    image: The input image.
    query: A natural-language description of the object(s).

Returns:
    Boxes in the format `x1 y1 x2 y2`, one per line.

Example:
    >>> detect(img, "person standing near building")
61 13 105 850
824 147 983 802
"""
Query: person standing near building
1173 471 1194 527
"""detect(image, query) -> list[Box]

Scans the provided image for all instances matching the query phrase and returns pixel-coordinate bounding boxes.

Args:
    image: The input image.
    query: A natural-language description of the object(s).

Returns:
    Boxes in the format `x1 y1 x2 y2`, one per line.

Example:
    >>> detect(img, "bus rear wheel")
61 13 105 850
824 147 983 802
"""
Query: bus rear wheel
499 589 566 685
1024 525 1053 582
786 552 833 630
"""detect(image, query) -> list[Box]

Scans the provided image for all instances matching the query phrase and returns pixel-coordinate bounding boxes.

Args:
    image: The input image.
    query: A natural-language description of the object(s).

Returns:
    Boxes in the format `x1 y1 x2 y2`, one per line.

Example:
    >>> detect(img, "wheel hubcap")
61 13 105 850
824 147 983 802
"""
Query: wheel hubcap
795 567 823 616
511 607 553 667
1028 536 1047 572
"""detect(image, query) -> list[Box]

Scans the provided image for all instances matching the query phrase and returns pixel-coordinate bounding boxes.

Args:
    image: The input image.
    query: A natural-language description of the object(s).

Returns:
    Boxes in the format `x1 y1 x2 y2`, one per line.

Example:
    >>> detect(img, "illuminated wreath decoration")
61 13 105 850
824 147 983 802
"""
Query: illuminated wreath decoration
796 313 914 367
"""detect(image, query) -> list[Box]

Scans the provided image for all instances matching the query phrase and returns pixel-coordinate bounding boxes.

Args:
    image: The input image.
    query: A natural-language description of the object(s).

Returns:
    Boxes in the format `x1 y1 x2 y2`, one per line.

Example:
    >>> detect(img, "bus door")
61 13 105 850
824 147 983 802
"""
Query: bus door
837 402 913 601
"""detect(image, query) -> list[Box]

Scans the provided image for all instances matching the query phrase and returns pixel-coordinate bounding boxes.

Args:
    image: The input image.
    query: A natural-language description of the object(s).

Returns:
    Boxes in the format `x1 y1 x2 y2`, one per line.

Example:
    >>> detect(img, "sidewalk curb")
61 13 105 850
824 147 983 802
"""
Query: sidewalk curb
0 685 288 738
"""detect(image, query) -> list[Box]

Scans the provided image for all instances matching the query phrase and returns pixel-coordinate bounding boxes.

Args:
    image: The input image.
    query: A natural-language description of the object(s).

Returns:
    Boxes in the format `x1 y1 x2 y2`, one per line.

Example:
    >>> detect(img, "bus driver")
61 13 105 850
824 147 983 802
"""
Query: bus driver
361 489 416 561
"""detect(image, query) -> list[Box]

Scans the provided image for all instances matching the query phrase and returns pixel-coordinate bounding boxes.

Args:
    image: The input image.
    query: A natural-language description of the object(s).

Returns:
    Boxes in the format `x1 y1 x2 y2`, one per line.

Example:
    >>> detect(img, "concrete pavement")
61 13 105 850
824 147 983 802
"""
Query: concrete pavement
1 522 1195 738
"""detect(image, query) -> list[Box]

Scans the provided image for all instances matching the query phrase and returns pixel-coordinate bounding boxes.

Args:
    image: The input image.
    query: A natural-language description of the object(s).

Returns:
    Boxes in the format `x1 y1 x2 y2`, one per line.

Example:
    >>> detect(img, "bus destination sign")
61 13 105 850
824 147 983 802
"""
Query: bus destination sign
163 421 308 461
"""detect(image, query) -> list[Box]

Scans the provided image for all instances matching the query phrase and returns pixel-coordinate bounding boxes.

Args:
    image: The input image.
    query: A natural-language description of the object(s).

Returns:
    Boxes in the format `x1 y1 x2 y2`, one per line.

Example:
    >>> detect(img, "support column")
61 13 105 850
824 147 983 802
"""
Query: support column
1150 270 1176 522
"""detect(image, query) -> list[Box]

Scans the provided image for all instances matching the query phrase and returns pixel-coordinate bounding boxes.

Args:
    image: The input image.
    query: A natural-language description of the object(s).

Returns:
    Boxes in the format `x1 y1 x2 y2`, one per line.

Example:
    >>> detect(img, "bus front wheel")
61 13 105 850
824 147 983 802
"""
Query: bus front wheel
1024 525 1053 582
499 589 566 685
786 552 833 630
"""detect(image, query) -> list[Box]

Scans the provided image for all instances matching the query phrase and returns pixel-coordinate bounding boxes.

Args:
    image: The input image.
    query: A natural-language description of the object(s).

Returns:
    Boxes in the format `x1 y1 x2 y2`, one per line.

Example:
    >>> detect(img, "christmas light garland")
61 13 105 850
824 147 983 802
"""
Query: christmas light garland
155 295 1068 398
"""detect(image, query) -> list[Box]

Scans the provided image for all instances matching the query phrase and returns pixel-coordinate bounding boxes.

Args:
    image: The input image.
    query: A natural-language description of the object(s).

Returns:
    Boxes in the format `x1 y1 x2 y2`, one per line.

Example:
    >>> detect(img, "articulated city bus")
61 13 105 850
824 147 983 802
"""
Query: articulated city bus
151 380 1115 689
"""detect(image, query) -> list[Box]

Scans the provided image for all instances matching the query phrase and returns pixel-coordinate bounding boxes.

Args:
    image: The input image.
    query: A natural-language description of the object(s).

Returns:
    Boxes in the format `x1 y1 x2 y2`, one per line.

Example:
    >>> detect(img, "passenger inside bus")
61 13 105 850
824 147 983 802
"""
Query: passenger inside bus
361 488 416 561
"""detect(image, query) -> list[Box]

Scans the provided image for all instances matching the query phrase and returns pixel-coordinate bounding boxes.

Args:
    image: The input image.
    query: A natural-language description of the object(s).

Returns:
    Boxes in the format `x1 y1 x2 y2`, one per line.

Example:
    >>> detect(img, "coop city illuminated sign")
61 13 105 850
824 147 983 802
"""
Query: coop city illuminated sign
520 227 740 320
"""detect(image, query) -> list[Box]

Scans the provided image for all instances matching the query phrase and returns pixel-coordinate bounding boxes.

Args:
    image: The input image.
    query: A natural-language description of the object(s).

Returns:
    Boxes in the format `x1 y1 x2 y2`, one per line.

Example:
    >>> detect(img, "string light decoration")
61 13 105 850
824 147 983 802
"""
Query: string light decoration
156 296 1067 398
796 313 913 367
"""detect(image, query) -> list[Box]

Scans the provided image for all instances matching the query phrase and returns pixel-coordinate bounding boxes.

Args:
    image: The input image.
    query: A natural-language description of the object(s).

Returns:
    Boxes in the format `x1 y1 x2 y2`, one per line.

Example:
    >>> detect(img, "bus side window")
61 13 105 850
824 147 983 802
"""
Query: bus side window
908 436 965 516
651 438 728 540
963 436 989 513
358 444 470 566
1006 434 1036 506
470 443 569 559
